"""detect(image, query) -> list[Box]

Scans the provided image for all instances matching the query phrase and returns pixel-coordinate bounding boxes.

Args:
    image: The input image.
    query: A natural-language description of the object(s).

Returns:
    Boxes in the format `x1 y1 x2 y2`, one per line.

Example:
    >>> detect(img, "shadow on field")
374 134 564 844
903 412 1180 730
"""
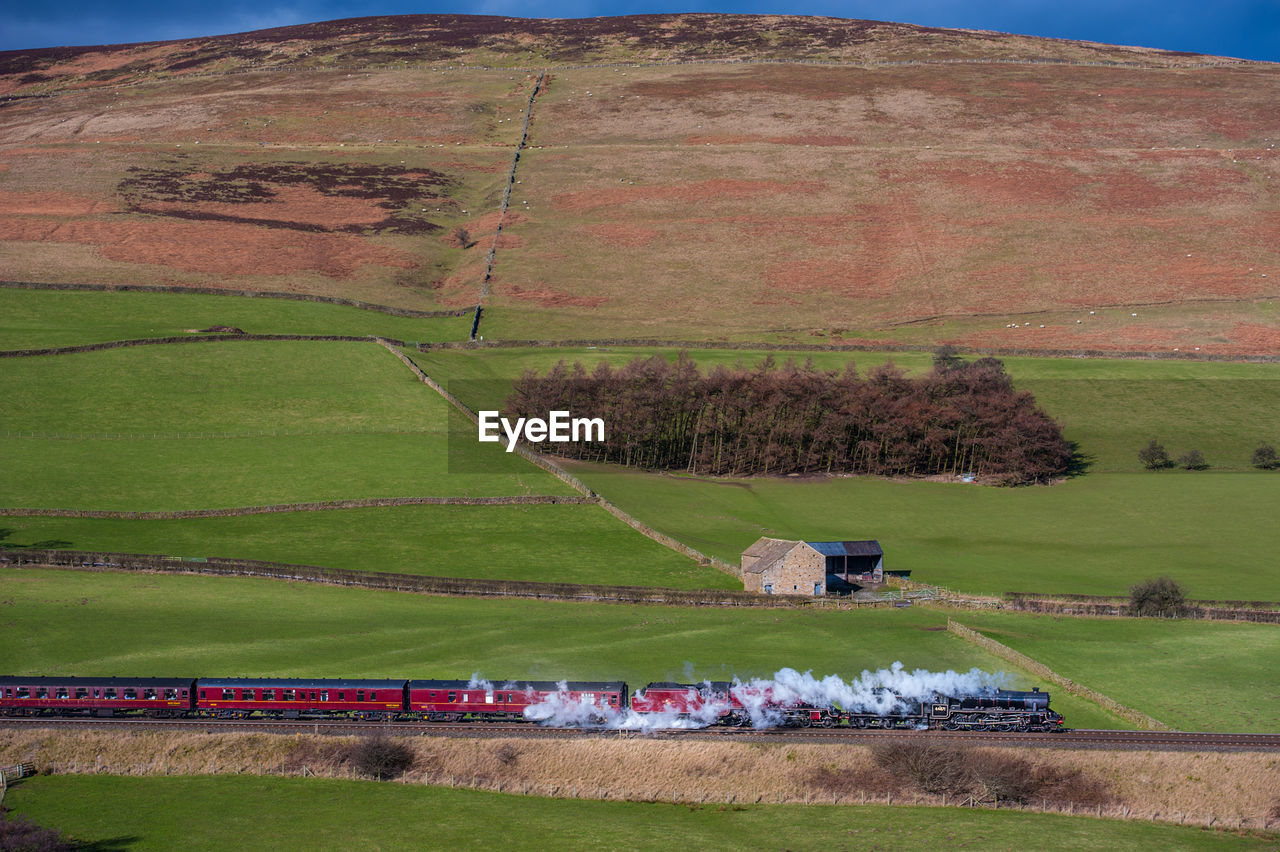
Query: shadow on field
1061 441 1093 479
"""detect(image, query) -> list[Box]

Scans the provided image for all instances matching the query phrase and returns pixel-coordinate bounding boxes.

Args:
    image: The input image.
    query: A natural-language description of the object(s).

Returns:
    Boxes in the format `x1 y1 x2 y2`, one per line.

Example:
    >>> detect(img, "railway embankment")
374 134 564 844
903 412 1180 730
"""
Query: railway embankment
1 727 1277 831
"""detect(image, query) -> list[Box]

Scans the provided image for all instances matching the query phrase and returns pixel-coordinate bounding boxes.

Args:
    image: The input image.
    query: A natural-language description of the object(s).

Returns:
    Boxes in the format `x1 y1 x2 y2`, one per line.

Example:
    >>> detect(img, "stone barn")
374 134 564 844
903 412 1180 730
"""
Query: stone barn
740 538 826 596
742 538 897 596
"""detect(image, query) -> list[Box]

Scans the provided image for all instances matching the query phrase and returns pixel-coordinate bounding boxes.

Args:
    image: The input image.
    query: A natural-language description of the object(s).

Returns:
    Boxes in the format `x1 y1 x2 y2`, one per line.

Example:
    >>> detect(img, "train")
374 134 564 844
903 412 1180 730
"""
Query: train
0 674 1065 732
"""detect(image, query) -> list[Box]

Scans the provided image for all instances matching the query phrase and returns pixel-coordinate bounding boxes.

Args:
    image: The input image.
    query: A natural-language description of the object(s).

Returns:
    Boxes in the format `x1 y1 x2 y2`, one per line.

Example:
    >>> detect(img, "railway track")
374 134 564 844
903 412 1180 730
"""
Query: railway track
4 717 1278 752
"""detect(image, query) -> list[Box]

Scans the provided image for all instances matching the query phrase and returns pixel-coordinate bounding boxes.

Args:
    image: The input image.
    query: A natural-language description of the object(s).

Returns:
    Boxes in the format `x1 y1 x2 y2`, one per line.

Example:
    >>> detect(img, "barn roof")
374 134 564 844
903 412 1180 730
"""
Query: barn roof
741 538 807 574
806 540 883 557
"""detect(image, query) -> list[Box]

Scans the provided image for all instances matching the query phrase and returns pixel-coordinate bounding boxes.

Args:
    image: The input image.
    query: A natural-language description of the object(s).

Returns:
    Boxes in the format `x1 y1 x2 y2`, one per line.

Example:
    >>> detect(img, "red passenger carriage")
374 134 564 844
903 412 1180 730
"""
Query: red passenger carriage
407 680 627 722
195 678 406 719
0 676 194 717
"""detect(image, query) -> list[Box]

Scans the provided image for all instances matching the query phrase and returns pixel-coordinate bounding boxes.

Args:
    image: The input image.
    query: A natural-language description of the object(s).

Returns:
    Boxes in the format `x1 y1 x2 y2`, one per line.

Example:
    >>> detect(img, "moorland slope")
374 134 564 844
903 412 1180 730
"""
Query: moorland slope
2 14 1277 353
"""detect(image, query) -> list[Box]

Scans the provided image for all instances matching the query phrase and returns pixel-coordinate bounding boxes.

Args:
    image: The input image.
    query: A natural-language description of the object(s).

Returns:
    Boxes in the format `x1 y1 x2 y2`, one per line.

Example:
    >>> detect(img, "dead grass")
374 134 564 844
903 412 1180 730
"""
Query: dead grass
3 729 1279 827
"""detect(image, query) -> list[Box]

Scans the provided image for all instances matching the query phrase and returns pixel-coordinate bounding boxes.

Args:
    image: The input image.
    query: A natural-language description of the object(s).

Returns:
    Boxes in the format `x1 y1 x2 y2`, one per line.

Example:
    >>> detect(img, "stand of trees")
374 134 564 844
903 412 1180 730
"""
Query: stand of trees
506 353 1073 485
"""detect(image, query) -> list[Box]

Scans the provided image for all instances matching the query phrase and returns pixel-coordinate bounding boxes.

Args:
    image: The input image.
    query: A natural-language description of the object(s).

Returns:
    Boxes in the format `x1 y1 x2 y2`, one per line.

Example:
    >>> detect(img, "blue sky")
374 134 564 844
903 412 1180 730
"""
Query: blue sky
3 0 1278 62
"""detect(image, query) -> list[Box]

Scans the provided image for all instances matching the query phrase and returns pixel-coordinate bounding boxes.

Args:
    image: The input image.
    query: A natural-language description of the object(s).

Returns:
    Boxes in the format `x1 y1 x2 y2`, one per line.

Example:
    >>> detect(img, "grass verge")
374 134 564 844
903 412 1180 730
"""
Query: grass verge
4 775 1273 851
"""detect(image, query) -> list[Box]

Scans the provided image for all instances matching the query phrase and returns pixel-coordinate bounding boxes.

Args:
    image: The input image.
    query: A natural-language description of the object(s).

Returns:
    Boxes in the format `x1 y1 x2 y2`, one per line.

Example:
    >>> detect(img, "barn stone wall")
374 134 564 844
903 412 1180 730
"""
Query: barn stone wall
744 544 826 596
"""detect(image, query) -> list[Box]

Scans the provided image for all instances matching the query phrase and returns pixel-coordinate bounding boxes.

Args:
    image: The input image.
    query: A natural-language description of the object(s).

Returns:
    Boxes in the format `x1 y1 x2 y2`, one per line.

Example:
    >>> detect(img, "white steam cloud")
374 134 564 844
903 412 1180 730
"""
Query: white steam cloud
518 663 1009 731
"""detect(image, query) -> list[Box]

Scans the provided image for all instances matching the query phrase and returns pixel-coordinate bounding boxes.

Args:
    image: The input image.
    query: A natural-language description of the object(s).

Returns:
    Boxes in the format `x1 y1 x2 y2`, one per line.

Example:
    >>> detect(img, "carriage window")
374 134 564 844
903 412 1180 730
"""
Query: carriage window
310 692 318 701
447 691 456 703
282 690 295 701
610 695 618 705
123 689 137 700
75 688 89 699
57 688 69 699
259 690 271 701
240 689 254 700
104 689 117 699
356 690 365 702
337 692 344 700
143 689 156 700
36 688 47 699
221 689 235 700
320 691 328 702
164 688 178 700
16 687 30 698
367 692 375 701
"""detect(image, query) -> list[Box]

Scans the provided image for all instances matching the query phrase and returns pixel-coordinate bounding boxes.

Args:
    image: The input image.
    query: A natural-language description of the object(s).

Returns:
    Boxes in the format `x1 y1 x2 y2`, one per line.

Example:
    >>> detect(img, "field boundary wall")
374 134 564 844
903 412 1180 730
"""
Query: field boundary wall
0 333 409 359
1003 592 1280 623
474 68 544 336
0 280 473 319
375 338 742 578
0 549 879 609
0 495 593 520
946 618 1173 731
423 338 1280 363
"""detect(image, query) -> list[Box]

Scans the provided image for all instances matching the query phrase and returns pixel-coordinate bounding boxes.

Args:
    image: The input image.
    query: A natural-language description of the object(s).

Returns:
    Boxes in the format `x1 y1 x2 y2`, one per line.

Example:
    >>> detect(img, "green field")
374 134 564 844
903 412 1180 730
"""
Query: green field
6 775 1270 852
412 346 1280 473
0 503 733 589
0 341 574 509
559 467 1280 600
0 567 1122 729
0 288 472 351
400 346 1280 599
954 612 1280 733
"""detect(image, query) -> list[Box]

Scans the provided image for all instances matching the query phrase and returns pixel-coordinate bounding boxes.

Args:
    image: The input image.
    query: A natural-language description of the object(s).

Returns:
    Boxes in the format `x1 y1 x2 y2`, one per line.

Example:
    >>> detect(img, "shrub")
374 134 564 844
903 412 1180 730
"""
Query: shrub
1177 449 1208 470
1252 444 1278 470
1138 439 1172 470
869 742 1112 806
350 734 415 780
870 741 972 796
1129 576 1188 618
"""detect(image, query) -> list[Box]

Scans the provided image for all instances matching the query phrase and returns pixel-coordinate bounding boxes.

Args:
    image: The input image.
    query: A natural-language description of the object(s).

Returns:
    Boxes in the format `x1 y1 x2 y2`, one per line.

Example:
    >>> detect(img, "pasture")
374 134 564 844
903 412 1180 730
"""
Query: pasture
0 567 1121 730
0 340 574 510
408 344 1280 599
0 503 733 589
953 612 1280 733
5 775 1270 851
561 467 1280 600
0 288 472 351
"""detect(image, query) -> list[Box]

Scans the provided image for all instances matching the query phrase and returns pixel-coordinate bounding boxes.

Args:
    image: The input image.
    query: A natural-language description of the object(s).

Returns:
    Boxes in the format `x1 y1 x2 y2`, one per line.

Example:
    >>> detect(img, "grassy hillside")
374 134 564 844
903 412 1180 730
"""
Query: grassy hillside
7 776 1270 852
955 612 1280 733
0 566 1121 729
3 15 1277 353
0 503 734 589
0 340 575 509
0 288 471 350
562 467 1280 600
413 345 1280 472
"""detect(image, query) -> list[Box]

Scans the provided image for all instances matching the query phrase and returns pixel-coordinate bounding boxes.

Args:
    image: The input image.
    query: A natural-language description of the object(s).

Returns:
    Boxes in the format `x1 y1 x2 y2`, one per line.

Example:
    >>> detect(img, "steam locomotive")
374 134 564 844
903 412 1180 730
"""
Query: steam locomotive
0 674 1065 732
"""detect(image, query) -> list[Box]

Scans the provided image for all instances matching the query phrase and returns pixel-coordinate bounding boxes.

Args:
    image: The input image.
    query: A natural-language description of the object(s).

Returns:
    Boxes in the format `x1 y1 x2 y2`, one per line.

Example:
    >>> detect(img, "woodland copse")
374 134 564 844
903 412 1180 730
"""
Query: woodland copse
507 353 1073 484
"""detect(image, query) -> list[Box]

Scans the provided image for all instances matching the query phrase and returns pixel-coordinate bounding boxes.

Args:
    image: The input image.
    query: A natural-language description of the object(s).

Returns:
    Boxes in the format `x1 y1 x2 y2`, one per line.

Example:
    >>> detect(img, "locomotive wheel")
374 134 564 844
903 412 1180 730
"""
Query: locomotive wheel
821 717 835 728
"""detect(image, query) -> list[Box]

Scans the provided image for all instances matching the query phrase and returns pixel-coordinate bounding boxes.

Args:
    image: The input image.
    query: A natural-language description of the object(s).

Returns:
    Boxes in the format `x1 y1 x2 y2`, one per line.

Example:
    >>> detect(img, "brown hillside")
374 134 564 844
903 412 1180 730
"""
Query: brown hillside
1 14 1277 352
